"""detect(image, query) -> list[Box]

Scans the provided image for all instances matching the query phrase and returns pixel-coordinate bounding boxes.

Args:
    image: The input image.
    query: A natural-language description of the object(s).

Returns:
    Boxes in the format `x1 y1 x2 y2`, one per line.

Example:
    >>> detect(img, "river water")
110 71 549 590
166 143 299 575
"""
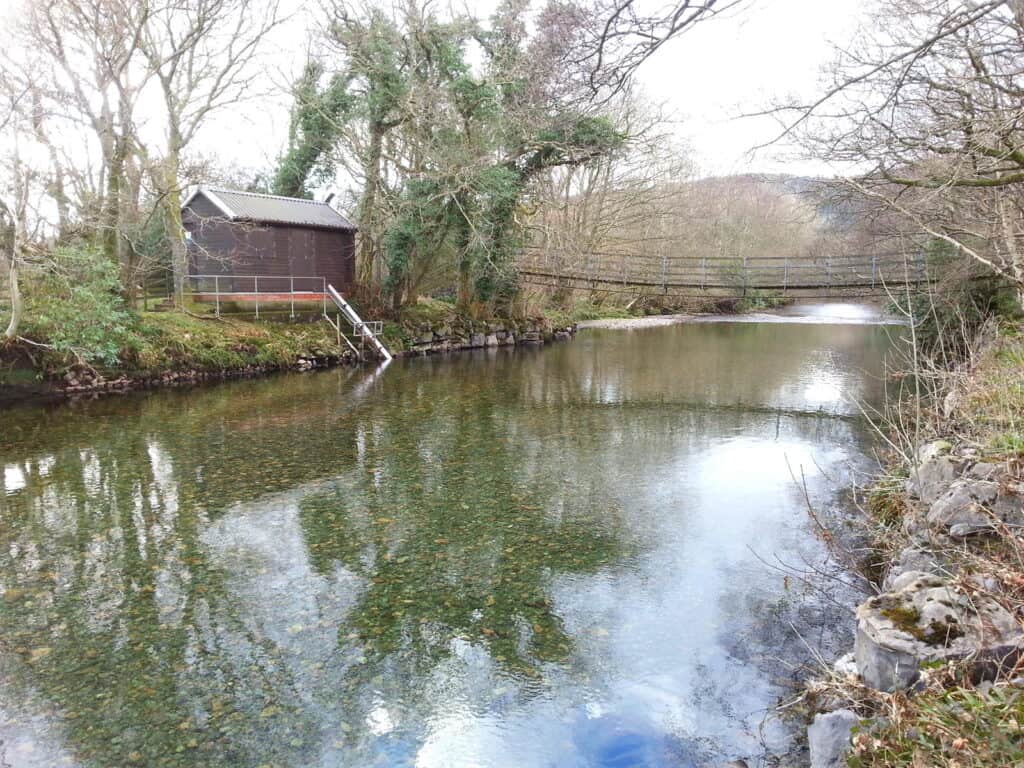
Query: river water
0 305 897 768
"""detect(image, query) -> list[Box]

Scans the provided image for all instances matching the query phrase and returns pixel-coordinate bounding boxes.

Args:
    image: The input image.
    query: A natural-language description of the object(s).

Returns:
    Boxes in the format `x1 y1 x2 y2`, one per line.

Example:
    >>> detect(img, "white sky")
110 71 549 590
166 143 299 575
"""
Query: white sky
637 0 865 176
0 0 867 182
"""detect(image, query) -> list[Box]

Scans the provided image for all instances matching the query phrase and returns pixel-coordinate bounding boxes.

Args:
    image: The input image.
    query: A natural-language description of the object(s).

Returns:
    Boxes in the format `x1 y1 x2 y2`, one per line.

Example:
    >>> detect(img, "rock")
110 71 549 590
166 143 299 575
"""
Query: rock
927 478 1024 535
722 761 748 768
832 651 859 679
927 480 998 529
855 576 1024 691
918 439 953 463
419 331 435 344
485 333 499 347
469 333 486 348
504 333 516 346
808 709 859 768
887 569 937 593
882 547 947 591
964 461 1003 481
910 455 965 505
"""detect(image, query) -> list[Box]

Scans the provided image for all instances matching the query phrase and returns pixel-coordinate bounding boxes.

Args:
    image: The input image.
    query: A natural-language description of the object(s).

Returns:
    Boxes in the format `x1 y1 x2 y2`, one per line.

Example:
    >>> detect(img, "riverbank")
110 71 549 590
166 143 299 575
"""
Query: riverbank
800 320 1024 768
0 300 580 403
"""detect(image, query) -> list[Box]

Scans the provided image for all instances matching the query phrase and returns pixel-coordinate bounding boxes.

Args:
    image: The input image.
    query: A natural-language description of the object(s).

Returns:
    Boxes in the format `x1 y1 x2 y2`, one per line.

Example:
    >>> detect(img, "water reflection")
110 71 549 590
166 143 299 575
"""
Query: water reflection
0 310 893 767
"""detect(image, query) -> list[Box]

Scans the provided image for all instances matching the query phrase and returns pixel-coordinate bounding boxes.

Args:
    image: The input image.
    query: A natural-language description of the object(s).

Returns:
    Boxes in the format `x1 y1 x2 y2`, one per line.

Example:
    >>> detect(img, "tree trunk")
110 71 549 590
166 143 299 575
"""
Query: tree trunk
996 194 1024 311
4 245 21 341
357 126 384 287
164 177 188 307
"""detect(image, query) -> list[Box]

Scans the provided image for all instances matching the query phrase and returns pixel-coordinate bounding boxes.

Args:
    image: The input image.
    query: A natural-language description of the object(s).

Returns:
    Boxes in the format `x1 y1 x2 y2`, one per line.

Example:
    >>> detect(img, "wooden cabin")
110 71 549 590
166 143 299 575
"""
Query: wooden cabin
181 187 357 297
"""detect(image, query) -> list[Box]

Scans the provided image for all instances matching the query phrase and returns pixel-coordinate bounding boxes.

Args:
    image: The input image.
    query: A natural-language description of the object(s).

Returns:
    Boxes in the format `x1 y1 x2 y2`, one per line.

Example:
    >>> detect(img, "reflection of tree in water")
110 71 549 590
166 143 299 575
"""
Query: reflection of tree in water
0 436 321 768
299 390 630 679
0 367 635 767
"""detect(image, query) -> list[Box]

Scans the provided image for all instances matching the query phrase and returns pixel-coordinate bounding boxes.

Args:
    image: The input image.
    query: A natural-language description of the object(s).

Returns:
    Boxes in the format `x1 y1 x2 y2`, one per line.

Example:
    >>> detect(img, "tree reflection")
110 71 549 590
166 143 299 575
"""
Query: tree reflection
299 382 630 678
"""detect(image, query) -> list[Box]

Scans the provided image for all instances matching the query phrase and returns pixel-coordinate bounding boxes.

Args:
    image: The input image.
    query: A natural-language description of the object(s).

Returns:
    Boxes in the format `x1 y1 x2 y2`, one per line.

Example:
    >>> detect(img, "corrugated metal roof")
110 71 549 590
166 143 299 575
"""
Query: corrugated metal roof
187 187 357 230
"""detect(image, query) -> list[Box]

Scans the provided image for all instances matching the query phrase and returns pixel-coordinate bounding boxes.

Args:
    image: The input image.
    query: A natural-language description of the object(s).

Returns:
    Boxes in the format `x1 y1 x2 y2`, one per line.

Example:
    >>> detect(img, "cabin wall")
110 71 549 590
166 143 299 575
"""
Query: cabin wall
182 193 356 293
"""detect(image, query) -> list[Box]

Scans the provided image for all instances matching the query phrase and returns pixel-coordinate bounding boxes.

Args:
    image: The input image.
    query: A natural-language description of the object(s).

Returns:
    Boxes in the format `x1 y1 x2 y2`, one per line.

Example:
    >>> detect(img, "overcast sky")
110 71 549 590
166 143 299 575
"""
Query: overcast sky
0 0 867 182
232 0 868 181
638 0 864 176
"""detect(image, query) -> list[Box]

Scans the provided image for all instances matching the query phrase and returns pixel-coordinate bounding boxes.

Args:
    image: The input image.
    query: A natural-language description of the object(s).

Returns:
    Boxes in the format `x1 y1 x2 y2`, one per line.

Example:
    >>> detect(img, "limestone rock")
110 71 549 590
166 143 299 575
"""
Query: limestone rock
469 333 486 348
882 547 947 592
910 455 965 505
855 575 1024 691
484 333 499 347
832 651 859 679
918 439 953 463
808 709 859 768
927 478 1024 535
964 461 1003 481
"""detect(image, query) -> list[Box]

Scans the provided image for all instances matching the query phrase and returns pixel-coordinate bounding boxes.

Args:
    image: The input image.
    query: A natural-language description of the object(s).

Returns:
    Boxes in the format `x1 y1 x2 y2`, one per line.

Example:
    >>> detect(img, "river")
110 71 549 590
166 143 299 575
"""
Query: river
0 304 897 768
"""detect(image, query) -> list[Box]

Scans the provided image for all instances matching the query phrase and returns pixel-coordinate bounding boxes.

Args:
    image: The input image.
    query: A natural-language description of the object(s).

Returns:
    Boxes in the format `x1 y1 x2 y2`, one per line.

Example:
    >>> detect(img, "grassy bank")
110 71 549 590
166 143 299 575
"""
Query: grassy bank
1 311 352 394
814 318 1024 768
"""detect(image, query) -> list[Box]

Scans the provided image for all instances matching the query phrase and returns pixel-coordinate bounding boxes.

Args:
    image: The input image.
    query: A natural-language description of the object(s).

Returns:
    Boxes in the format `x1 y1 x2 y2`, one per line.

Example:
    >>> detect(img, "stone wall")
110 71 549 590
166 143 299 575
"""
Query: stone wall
397 319 576 357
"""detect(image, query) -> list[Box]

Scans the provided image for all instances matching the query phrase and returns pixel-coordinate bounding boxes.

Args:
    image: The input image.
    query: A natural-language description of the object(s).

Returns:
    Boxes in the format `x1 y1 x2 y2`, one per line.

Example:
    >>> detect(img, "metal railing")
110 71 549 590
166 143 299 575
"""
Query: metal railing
186 274 328 318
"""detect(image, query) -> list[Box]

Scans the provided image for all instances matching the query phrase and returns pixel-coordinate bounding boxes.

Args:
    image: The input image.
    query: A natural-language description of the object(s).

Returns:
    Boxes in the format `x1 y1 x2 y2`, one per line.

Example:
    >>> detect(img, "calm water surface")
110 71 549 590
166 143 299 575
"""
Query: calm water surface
0 307 896 768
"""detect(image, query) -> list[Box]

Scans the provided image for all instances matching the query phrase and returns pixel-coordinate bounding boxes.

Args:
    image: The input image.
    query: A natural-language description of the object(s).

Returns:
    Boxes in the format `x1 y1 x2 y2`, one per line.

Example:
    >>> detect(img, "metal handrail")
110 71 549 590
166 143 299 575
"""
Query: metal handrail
186 274 328 318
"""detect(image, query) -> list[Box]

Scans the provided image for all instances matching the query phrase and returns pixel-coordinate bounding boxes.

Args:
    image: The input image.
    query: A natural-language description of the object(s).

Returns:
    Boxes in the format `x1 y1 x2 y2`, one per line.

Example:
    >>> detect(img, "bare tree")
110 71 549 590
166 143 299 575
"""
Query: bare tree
570 0 746 102
12 0 152 274
774 0 1024 302
139 0 284 303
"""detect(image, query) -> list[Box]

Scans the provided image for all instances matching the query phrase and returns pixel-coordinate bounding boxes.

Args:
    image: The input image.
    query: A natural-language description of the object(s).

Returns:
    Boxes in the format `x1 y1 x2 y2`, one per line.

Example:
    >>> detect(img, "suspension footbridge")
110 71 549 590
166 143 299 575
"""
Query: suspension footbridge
516 250 929 299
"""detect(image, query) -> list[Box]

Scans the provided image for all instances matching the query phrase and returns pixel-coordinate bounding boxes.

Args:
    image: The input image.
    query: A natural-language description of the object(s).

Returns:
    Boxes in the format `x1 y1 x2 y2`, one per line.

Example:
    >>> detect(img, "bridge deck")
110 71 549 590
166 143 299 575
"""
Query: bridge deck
515 251 929 295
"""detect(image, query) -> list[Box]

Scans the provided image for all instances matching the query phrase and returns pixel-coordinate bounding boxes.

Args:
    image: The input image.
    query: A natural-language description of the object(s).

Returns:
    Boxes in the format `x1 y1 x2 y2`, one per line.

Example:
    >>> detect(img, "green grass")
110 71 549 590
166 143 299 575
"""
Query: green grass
543 300 636 328
847 685 1024 767
959 323 1024 455
123 313 344 374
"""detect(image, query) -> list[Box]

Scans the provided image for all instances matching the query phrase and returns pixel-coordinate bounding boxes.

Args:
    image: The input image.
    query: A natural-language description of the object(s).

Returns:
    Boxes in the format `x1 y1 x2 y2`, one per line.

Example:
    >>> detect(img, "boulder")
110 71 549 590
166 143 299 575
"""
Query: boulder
964 461 1004 482
909 455 965 505
832 651 859 679
469 333 486 348
927 478 1024 536
882 546 947 592
918 439 953 463
484 333 499 347
855 575 1024 691
808 709 859 768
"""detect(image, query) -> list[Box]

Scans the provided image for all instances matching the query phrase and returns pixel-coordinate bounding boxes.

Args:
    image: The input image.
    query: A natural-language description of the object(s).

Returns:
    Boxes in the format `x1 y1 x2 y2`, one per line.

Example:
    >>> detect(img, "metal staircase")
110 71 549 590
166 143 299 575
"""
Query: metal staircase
324 285 392 362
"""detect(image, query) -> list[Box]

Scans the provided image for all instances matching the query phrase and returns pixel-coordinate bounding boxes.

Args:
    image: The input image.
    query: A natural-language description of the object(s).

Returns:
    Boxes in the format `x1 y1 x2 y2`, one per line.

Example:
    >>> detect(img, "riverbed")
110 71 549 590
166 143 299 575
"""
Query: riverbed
0 304 897 767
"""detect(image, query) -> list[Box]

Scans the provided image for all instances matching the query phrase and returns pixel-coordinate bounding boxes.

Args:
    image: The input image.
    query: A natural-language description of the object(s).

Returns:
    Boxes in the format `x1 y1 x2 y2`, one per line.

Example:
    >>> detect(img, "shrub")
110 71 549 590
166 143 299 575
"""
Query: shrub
23 245 134 368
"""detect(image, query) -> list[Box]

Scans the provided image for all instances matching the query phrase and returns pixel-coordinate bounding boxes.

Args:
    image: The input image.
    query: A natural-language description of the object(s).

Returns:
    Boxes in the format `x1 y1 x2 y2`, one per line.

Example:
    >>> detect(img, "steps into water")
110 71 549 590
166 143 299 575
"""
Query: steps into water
324 285 392 362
